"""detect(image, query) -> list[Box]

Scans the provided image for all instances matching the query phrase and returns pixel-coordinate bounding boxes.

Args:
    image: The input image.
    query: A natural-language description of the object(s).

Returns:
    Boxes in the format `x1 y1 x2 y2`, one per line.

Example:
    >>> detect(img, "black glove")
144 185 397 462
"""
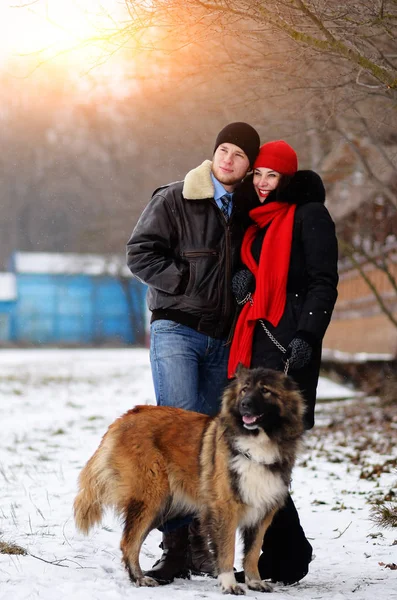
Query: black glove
231 268 255 305
286 336 312 370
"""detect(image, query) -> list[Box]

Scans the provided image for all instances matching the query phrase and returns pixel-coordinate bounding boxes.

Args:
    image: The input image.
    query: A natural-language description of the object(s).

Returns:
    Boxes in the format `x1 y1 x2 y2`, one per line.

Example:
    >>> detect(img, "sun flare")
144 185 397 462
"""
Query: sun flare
0 1 125 65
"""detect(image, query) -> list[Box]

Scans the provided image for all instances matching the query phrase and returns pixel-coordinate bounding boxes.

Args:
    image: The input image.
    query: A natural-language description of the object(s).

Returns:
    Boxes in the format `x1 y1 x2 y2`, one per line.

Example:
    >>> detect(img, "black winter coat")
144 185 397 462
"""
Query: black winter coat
126 160 246 339
238 171 339 429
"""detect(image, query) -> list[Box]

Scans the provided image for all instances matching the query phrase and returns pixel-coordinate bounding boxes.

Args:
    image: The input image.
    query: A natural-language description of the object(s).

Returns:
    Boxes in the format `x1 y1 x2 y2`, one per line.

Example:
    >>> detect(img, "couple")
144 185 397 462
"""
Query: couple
126 122 339 585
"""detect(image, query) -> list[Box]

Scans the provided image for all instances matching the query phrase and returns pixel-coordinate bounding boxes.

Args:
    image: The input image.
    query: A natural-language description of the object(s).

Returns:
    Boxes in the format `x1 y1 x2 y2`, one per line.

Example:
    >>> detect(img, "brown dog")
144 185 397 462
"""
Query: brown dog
74 366 305 594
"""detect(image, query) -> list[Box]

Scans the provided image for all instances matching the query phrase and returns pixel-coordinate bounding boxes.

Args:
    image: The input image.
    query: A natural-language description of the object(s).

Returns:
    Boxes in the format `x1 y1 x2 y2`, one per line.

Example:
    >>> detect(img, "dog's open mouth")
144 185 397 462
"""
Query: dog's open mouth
242 414 263 428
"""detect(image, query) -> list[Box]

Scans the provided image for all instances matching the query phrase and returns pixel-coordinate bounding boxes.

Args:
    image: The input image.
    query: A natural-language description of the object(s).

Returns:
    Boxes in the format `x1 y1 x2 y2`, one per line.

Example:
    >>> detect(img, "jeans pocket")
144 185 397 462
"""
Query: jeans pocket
151 319 181 334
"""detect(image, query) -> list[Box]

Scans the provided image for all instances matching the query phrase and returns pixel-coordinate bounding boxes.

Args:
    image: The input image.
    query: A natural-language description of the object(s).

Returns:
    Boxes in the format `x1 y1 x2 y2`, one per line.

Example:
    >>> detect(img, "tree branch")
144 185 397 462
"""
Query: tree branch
333 123 397 209
191 0 397 88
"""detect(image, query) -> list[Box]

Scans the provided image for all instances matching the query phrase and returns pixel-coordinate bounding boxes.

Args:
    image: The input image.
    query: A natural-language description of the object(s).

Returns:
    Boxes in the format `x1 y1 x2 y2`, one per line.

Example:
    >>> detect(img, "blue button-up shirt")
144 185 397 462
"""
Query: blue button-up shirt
211 173 233 218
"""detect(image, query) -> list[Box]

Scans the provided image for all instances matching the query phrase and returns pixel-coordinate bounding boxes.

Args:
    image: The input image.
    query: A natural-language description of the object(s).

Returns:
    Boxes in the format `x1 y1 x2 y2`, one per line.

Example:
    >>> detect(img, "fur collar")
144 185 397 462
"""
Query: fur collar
182 160 214 200
278 170 326 206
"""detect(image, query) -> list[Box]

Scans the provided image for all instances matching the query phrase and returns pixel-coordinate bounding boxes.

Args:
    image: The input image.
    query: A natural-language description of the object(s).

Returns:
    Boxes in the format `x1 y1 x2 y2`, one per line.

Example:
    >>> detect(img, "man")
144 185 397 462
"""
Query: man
126 122 260 583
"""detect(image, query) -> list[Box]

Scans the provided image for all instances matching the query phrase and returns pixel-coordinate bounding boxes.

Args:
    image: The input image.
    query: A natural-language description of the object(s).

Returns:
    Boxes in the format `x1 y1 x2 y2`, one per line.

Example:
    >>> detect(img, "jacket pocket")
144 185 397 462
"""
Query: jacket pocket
181 250 220 303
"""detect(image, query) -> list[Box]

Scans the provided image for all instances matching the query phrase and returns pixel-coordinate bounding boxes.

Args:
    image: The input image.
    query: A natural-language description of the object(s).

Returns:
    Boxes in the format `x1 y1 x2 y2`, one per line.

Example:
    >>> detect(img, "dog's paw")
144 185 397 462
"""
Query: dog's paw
222 583 246 595
246 579 273 593
135 575 160 587
219 572 246 595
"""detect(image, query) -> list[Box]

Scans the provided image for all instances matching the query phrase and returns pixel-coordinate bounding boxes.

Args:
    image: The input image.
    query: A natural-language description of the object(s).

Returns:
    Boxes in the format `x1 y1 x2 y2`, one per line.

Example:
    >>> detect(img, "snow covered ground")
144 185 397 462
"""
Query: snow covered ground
0 348 396 600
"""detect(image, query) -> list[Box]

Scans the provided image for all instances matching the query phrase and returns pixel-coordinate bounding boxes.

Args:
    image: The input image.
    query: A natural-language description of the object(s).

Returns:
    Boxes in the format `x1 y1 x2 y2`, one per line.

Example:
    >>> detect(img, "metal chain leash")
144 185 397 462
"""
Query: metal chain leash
243 293 290 375
258 318 286 354
258 319 290 375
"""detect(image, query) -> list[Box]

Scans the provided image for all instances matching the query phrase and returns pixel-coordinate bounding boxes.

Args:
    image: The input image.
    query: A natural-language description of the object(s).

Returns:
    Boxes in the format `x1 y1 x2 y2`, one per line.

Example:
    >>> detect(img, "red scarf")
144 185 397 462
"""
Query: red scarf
228 201 296 378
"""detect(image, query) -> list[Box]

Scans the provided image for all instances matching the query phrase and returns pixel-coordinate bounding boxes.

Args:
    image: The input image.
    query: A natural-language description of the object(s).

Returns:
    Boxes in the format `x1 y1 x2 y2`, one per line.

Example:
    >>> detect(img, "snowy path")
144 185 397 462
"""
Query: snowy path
0 349 395 600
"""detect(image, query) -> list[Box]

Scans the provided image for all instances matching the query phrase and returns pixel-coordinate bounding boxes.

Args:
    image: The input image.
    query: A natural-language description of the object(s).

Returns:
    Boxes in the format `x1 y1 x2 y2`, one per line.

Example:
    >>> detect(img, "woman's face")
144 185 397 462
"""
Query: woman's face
253 167 281 202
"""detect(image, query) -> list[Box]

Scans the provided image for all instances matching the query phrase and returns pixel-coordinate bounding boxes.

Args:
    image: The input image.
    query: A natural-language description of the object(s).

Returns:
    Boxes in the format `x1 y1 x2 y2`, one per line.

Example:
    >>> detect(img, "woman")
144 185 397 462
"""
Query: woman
229 140 339 584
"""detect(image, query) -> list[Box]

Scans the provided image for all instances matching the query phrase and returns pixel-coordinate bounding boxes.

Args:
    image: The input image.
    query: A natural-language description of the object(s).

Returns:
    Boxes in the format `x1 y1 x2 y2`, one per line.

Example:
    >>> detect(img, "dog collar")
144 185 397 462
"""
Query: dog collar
236 448 281 468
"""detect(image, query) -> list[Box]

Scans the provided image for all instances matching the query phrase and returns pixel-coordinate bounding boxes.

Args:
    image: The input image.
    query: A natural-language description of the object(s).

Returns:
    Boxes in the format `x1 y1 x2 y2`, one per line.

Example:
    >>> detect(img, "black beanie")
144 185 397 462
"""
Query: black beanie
214 122 260 168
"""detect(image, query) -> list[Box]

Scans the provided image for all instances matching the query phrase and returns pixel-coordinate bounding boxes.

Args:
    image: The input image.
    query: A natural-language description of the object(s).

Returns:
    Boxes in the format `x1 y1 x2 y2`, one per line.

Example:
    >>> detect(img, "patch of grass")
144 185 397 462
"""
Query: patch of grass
367 532 384 539
0 540 27 555
51 428 66 436
66 401 83 409
14 433 28 445
38 454 51 462
331 501 354 511
370 498 397 529
360 458 397 480
87 415 103 421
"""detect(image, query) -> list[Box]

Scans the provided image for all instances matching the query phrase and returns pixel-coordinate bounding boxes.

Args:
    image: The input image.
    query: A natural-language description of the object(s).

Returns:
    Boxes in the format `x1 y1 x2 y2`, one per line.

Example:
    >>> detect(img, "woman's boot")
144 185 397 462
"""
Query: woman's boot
235 494 313 585
144 525 191 584
258 494 313 584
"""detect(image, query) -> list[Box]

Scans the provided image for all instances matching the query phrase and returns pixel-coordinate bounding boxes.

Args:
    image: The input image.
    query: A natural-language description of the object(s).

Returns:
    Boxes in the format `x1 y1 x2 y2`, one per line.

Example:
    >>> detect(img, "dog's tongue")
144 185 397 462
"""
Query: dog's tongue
242 415 258 425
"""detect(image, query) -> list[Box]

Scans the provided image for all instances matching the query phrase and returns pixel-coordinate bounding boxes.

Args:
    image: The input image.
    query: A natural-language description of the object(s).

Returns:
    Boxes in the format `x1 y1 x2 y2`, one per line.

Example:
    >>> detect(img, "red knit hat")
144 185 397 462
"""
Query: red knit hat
253 140 298 175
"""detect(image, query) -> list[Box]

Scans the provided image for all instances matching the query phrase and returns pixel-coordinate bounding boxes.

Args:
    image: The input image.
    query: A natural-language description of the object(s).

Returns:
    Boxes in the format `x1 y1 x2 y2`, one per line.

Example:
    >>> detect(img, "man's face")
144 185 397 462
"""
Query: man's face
212 143 250 191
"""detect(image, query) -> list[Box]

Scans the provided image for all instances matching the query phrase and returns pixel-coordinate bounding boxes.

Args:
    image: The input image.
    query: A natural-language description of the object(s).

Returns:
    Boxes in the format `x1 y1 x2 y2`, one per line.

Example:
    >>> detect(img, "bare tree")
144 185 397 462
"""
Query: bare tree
117 1 397 90
8 0 397 331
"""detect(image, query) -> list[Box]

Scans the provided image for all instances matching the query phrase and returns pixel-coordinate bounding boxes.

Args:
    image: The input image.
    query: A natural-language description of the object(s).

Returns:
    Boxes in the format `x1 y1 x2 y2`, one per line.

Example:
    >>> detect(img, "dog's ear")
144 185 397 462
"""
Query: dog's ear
235 363 249 378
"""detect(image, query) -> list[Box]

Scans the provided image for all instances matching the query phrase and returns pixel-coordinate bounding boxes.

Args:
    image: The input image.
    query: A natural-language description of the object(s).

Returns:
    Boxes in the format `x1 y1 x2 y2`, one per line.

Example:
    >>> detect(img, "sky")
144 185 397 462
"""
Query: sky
1 348 396 600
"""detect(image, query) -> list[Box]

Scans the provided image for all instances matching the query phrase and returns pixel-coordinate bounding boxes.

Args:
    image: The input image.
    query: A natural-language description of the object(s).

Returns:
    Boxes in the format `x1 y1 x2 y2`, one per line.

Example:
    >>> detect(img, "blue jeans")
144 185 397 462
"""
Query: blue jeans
150 320 230 416
150 319 230 532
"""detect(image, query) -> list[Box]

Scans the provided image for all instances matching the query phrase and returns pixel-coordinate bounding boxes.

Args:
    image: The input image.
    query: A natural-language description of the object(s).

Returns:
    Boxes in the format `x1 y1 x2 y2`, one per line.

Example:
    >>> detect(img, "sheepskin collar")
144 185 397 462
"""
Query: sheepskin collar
182 160 215 200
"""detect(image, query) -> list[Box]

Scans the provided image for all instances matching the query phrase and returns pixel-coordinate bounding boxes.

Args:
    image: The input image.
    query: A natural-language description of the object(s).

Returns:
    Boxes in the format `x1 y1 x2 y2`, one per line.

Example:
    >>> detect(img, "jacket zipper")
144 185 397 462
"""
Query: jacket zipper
223 225 232 334
182 251 218 257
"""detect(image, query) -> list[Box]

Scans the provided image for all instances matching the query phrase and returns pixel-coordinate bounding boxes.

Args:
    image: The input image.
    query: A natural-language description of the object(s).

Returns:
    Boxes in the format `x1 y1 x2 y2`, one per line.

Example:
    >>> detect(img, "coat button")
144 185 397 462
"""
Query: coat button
309 311 313 315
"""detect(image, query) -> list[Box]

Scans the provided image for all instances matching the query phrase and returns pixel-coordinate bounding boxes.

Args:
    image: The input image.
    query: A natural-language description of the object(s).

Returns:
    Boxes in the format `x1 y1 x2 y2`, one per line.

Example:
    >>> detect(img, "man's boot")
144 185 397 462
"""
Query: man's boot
187 518 216 577
144 525 191 584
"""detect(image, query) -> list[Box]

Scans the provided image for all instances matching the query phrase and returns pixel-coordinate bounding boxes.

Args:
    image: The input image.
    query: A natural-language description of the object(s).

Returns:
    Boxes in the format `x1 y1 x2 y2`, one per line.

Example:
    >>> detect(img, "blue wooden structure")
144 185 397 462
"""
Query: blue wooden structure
0 273 17 342
0 252 147 345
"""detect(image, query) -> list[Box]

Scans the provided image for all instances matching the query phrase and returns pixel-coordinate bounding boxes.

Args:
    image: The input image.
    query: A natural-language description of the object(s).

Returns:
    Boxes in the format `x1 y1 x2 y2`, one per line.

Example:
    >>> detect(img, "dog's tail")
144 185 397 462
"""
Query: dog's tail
74 433 117 535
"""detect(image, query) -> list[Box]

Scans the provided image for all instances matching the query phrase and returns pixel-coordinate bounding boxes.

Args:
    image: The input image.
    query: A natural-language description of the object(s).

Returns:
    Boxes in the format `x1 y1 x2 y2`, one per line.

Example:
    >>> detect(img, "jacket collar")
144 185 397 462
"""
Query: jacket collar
275 170 326 206
182 160 214 200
